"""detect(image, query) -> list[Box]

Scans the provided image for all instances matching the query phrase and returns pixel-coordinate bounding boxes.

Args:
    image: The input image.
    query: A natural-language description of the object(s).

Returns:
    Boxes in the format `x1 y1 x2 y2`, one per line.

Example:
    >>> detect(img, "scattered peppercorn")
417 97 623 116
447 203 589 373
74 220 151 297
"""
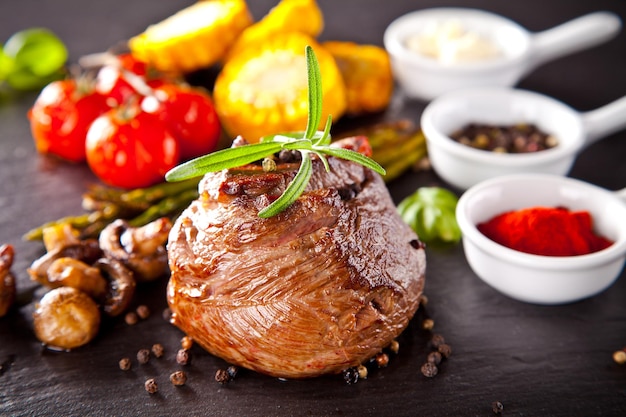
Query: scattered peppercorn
125 311 139 326
422 318 434 330
181 336 193 351
118 357 132 371
437 344 452 359
176 348 190 365
613 349 626 365
492 401 504 415
151 343 164 358
357 364 368 380
375 352 389 368
226 365 239 380
421 362 438 378
215 368 231 384
136 305 150 320
430 334 445 349
144 378 158 394
170 370 187 386
388 339 399 354
162 308 172 322
343 367 359 385
137 348 150 365
427 351 442 365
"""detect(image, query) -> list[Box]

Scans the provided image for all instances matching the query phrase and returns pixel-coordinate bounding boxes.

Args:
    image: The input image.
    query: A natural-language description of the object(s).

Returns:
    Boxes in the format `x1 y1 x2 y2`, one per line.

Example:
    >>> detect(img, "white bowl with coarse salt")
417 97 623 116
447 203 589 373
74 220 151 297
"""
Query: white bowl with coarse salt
383 7 621 101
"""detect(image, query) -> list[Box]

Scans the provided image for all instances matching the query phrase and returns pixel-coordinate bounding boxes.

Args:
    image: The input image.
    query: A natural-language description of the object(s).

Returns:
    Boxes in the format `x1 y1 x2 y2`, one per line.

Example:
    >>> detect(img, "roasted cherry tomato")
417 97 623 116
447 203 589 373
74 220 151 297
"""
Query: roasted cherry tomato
28 79 108 162
85 103 180 189
144 83 221 160
95 54 164 108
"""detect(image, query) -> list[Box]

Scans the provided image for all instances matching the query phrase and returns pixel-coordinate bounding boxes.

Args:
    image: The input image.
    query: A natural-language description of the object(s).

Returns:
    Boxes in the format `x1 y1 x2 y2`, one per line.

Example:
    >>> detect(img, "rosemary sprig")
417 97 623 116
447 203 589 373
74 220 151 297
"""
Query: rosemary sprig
164 45 385 218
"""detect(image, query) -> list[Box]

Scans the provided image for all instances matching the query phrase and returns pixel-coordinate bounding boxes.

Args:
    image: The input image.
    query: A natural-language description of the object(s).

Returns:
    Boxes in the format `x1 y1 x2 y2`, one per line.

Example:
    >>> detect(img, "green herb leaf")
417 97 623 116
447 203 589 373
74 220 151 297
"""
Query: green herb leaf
165 46 386 218
397 187 462 244
258 152 313 218
317 146 386 175
1 28 67 91
303 45 322 140
165 142 283 181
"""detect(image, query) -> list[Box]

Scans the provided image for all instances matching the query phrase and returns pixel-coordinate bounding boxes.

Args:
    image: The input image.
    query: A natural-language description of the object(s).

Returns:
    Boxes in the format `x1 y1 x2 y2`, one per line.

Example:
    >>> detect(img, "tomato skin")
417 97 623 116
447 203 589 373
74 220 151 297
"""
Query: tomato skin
146 83 221 160
96 54 164 108
85 106 180 189
28 79 108 162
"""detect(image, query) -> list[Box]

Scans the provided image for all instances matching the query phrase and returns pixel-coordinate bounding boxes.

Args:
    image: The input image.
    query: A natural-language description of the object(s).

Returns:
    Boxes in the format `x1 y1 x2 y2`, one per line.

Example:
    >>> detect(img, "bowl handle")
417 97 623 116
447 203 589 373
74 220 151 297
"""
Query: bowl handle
580 95 626 146
524 11 621 76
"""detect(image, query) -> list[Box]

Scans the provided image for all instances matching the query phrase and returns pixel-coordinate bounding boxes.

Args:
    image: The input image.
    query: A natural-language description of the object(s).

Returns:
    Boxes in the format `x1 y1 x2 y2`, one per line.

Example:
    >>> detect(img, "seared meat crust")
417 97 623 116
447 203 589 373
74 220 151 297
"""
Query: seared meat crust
167 138 426 378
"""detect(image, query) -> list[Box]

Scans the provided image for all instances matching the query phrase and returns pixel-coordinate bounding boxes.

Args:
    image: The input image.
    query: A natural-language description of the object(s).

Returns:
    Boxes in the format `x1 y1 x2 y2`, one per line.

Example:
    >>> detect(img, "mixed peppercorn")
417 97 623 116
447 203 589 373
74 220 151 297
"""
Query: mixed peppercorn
450 122 558 153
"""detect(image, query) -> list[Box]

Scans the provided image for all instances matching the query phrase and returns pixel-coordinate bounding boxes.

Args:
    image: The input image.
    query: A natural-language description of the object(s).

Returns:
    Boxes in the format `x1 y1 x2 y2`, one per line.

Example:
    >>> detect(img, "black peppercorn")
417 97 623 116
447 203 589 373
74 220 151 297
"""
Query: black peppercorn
227 365 239 380
427 351 442 365
437 343 452 358
492 401 504 415
430 334 445 348
137 348 150 365
215 368 231 384
176 348 190 365
136 305 150 320
118 357 132 371
170 370 187 386
151 343 164 358
343 367 359 385
144 378 158 394
421 362 438 378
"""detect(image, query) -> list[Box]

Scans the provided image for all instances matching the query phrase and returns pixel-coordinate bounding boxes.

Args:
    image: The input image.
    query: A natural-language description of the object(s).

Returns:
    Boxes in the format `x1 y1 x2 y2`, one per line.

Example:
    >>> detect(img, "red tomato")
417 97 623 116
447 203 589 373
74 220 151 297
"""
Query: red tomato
144 83 221 160
28 79 108 162
85 104 180 189
95 54 164 108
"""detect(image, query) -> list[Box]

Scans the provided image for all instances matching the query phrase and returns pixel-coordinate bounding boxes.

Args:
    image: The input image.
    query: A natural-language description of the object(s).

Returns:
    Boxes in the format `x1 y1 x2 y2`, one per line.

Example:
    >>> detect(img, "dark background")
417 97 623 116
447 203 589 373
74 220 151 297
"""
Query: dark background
1 1 625 416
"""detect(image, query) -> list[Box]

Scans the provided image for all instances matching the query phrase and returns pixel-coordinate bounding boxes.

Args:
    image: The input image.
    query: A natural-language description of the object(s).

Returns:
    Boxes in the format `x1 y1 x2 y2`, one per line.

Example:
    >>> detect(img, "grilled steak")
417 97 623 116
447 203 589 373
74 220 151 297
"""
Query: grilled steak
166 136 426 379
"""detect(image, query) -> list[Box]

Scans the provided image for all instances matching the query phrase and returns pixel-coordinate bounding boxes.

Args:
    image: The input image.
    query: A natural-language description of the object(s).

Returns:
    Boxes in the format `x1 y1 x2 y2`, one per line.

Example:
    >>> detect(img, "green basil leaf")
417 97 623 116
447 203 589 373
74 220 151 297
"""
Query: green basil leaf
397 187 461 244
3 28 67 90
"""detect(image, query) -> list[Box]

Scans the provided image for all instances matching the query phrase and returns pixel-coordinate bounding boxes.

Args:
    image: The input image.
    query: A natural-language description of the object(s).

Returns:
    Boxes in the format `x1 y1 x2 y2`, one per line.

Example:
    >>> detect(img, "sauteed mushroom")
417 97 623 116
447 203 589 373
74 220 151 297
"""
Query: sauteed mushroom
33 286 101 350
46 257 108 300
99 218 171 282
28 240 103 285
0 244 16 317
95 257 136 317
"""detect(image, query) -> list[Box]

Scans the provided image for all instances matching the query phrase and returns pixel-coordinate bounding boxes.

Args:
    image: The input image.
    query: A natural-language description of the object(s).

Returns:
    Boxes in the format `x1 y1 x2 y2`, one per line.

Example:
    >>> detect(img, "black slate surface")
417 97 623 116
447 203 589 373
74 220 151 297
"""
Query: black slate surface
1 1 626 416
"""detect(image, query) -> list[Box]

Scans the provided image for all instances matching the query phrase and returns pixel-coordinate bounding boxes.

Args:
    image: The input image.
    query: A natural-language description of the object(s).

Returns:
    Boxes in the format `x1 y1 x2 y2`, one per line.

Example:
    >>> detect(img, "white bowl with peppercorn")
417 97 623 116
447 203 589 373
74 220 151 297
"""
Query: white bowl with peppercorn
421 87 626 190
456 174 626 305
383 8 621 101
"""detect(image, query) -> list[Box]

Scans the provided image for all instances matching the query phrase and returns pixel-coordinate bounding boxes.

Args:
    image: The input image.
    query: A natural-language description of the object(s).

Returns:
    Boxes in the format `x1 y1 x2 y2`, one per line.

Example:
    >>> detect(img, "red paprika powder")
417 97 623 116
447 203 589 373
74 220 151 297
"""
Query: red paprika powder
477 206 613 256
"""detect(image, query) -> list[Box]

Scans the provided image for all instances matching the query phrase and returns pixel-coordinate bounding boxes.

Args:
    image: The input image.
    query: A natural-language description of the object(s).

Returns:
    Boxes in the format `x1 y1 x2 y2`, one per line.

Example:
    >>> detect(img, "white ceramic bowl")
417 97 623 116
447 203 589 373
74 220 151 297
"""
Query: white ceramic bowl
456 174 626 305
383 8 621 101
421 87 626 190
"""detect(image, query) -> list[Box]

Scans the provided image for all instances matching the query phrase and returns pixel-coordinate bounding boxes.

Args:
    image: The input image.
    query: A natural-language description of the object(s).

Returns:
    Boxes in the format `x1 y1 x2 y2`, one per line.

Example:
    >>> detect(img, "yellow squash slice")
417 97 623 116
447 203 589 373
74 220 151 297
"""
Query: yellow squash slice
228 0 324 59
323 41 394 115
213 31 347 142
128 0 253 73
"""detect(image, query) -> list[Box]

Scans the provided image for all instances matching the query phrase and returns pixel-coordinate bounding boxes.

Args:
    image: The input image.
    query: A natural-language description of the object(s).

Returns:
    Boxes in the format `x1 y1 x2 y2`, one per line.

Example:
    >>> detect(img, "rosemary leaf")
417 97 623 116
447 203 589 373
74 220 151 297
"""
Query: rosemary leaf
165 142 283 181
303 45 322 140
258 152 313 218
317 146 386 175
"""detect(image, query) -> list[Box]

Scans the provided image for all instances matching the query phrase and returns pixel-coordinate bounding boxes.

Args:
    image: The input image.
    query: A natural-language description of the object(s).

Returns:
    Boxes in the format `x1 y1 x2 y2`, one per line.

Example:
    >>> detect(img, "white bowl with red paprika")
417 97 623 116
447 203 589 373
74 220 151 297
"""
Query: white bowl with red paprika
421 87 626 190
455 174 626 305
